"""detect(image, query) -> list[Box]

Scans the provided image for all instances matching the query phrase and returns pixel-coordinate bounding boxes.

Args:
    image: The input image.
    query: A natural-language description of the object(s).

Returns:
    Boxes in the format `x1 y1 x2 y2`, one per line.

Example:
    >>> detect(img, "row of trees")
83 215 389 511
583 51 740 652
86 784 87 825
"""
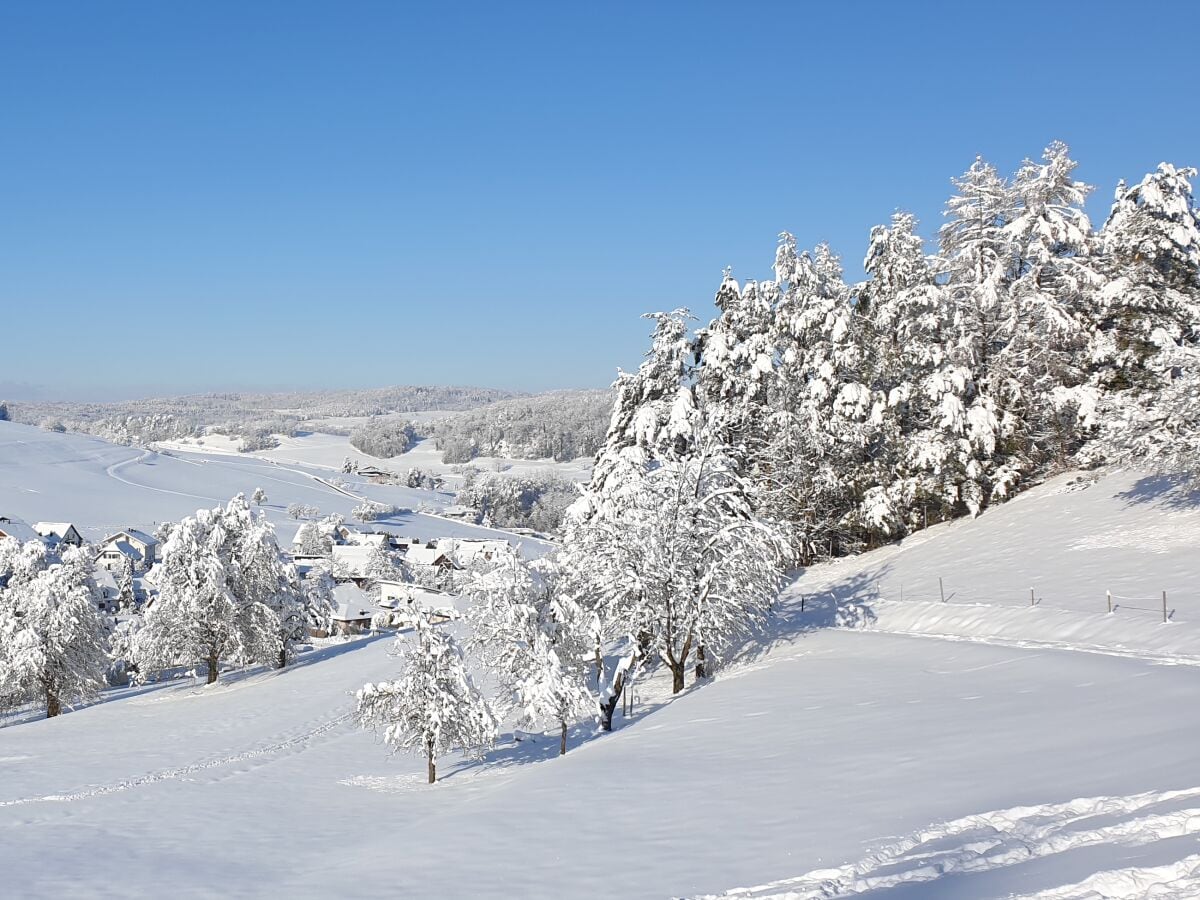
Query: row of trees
576 147 1200 566
357 550 595 782
0 494 335 718
431 390 613 463
454 469 578 534
356 147 1200 781
349 419 420 458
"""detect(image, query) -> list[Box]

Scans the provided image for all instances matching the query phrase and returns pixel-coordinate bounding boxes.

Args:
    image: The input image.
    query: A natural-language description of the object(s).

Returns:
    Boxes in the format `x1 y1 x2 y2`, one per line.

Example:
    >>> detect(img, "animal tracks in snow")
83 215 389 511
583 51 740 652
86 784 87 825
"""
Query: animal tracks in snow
694 785 1200 899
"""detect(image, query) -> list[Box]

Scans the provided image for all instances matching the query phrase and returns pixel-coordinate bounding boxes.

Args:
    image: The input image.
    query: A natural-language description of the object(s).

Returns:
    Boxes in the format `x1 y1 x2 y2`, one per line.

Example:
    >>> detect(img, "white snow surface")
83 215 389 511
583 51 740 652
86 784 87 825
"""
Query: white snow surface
1 437 1199 898
155 430 594 486
0 421 550 555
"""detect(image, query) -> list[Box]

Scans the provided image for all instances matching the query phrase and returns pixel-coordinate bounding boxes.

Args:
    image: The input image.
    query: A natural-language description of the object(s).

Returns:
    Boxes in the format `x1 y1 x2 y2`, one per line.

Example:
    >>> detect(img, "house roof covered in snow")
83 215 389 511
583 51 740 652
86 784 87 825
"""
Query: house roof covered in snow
403 545 454 568
32 522 80 543
331 543 377 578
0 517 39 543
102 529 158 549
331 583 375 622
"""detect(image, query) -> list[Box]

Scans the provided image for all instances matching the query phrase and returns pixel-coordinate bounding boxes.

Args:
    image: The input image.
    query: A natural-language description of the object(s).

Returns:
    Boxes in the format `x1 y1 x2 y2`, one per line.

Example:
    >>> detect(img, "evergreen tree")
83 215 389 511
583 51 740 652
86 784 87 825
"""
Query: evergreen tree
118 555 136 611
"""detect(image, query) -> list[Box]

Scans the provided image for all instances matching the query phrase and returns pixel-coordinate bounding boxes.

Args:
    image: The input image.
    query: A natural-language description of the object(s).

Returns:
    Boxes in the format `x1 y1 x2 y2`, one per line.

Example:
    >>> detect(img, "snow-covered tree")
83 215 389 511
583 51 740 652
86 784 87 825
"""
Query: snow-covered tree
567 450 787 694
356 613 496 783
299 560 337 635
219 495 304 668
251 487 267 506
117 555 136 611
293 521 330 556
1094 163 1200 475
133 499 284 683
465 550 593 754
0 545 111 717
364 543 404 588
0 536 48 588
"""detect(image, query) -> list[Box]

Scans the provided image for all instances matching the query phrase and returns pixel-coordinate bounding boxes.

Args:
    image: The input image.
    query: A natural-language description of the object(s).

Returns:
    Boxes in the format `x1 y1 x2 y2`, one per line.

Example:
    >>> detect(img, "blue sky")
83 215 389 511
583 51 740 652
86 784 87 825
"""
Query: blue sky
1 1 1196 400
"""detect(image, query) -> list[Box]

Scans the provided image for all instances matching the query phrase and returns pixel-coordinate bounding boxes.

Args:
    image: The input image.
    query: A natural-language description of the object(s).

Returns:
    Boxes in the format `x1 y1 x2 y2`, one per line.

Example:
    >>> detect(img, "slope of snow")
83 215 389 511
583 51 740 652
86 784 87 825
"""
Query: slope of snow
784 468 1200 660
2 629 1199 899
156 431 594 486
0 421 551 553
1 446 1199 898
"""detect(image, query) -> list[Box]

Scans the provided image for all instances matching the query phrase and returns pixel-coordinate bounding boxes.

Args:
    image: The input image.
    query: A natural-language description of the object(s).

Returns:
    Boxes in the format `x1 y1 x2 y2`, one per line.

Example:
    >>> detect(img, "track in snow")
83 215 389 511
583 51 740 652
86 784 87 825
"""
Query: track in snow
0 712 352 809
697 786 1200 899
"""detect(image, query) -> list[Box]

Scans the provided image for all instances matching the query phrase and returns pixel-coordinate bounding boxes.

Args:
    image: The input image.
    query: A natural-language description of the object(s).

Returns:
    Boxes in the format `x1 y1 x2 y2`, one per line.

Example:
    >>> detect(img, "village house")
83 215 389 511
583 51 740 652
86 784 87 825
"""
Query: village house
32 522 84 548
402 544 456 571
329 583 376 635
0 516 40 543
355 466 396 484
332 524 391 547
447 538 510 567
331 543 378 583
96 528 160 572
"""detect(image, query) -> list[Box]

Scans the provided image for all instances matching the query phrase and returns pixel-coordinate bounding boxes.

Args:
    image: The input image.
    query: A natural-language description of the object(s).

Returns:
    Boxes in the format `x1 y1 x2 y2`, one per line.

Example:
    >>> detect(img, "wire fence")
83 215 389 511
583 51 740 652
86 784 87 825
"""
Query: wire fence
805 580 1180 624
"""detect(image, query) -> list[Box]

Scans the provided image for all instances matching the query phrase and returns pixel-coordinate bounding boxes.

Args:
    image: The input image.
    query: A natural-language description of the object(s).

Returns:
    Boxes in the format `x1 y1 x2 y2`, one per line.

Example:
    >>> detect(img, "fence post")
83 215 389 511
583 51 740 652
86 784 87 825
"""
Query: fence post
939 577 945 603
1163 591 1168 624
1030 587 1035 607
800 594 805 613
1107 590 1112 614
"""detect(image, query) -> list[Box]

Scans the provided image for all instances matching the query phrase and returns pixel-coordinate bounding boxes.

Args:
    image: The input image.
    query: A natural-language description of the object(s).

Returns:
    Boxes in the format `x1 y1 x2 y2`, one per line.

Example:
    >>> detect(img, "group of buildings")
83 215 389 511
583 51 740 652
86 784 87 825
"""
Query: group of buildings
295 525 512 635
0 512 521 637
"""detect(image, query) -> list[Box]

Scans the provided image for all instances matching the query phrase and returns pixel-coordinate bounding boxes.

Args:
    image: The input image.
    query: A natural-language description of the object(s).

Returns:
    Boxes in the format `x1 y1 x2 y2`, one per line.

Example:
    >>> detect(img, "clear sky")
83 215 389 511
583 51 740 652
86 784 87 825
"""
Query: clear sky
2 1 1196 401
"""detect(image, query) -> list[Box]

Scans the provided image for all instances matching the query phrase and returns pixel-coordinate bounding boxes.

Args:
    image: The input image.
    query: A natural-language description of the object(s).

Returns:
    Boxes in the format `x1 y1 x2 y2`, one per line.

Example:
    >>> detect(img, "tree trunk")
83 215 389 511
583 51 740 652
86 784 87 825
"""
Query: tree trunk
695 644 707 682
670 661 685 694
426 738 436 784
598 668 627 732
45 685 61 718
278 647 287 670
206 648 219 684
560 719 567 756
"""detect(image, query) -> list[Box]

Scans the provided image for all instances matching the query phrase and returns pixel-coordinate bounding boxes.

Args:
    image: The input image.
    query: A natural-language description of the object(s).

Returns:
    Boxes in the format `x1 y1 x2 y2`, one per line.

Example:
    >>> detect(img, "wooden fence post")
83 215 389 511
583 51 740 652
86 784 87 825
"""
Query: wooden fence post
1163 590 1168 624
939 577 945 603
1107 590 1112 614
1030 587 1035 607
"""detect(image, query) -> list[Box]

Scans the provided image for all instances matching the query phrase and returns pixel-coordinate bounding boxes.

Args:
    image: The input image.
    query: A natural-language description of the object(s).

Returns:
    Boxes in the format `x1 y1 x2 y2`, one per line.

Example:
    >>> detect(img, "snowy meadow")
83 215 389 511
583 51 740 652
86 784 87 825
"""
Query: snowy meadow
2 142 1200 898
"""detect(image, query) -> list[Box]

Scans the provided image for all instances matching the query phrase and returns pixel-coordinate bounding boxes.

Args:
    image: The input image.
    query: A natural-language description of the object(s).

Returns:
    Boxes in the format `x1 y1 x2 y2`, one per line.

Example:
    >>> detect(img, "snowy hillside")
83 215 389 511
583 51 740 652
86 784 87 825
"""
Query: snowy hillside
0 421 550 552
785 468 1200 664
155 430 594 486
2 462 1199 897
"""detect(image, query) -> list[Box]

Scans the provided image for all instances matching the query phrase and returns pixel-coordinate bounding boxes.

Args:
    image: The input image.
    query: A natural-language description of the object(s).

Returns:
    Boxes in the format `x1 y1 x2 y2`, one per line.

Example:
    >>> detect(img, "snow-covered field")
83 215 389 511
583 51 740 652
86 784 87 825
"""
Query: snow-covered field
2 424 1199 898
0 421 551 552
155 430 594 487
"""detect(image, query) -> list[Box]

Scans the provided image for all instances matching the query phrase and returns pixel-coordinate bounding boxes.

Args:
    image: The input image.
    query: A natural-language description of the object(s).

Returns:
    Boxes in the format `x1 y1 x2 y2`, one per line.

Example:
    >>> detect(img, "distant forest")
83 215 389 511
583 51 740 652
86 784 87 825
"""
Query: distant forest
2 385 614 463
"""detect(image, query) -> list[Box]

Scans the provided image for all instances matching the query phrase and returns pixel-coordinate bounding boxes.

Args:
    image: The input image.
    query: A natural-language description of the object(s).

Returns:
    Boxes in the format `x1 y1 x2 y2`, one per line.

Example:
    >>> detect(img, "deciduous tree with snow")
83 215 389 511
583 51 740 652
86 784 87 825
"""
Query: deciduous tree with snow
356 613 496 783
133 498 285 683
0 545 111 718
465 550 594 754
